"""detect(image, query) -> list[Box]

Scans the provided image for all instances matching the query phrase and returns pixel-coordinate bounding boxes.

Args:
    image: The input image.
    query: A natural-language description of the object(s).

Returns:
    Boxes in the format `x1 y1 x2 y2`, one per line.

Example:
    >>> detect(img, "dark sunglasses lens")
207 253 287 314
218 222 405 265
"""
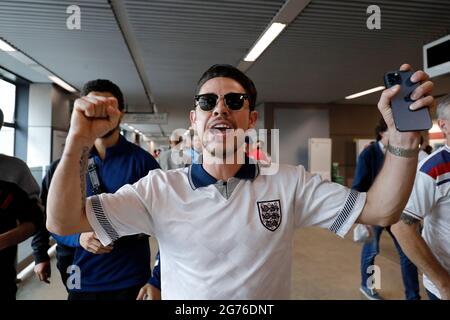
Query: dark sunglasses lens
197 94 217 111
225 93 245 110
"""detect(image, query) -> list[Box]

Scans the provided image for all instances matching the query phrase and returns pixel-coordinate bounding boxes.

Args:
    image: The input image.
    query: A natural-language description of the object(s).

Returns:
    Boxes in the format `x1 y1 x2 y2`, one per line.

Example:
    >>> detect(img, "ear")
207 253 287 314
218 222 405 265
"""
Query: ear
248 110 258 129
438 119 445 131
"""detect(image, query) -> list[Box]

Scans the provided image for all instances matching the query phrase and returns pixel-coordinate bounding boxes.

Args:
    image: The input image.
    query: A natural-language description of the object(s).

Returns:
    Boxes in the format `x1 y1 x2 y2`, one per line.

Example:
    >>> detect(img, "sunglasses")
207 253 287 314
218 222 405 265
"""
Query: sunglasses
194 93 249 111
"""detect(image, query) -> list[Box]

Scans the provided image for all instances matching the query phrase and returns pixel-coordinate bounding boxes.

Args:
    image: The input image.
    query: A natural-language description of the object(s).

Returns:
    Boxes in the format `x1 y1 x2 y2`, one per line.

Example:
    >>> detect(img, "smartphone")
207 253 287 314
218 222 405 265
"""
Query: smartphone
383 70 432 132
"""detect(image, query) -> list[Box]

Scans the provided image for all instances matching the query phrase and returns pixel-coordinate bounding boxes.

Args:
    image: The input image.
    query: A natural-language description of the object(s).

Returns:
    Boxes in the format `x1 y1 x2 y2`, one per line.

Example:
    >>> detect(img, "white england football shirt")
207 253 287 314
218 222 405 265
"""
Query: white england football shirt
403 145 450 299
86 163 366 299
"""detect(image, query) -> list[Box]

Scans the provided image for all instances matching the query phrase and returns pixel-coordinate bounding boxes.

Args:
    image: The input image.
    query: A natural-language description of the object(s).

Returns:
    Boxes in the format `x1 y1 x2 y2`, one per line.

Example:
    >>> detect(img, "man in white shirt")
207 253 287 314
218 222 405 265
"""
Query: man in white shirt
46 63 433 299
392 94 450 300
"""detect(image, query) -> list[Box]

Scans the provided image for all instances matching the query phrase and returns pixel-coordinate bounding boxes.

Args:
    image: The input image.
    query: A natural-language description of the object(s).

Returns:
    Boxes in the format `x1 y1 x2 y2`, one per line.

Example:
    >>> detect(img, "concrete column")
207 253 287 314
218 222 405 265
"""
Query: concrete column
27 84 52 167
27 84 75 167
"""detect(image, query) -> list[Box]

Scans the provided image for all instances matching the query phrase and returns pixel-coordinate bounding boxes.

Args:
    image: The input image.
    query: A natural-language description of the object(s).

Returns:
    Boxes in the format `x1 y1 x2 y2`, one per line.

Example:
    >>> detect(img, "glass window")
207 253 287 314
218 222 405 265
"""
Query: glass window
0 78 16 123
0 126 15 156
0 78 16 156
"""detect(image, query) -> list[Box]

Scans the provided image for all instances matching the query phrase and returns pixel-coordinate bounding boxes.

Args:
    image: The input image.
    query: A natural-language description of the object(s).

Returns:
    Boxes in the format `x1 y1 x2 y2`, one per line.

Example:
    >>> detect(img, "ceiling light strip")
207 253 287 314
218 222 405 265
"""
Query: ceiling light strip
244 23 286 62
0 38 16 51
238 0 312 71
48 75 77 93
345 86 385 99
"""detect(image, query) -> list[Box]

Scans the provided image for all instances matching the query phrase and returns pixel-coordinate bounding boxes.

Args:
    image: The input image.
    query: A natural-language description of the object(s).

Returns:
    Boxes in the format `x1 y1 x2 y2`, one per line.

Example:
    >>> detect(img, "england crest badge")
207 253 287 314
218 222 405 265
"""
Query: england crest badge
257 200 282 231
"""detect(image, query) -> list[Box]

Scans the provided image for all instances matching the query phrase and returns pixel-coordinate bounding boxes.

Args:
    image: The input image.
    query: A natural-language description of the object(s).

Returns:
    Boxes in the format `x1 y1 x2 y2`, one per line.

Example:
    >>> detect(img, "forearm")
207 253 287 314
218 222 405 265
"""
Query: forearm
359 133 419 226
46 136 92 235
0 222 36 251
392 221 450 290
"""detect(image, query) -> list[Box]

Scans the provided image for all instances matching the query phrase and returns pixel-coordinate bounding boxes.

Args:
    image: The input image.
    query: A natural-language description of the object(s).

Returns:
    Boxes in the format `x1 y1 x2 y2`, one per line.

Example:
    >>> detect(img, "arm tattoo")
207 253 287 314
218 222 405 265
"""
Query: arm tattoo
79 147 90 209
400 212 420 225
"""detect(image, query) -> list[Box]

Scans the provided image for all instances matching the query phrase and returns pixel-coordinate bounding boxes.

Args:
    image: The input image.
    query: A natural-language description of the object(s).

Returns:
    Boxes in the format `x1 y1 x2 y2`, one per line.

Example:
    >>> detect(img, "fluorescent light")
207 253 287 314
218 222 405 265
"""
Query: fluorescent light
48 75 77 92
0 39 16 51
244 22 286 62
345 86 385 100
128 125 135 130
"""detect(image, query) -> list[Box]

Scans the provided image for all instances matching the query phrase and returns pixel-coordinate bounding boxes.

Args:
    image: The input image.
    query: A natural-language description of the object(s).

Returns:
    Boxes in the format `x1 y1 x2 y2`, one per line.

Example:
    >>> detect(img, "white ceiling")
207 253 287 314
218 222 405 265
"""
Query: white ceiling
1 0 450 136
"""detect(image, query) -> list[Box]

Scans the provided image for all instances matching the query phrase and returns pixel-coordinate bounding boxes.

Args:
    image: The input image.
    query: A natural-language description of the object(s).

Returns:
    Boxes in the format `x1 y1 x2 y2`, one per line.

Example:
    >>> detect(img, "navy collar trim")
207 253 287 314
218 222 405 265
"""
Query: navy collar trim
188 159 259 190
90 135 129 159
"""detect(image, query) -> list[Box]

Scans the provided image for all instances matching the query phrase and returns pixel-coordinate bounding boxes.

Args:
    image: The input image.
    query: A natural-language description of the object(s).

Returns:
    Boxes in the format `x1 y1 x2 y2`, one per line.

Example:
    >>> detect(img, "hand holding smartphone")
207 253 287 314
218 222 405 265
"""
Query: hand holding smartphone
383 70 432 132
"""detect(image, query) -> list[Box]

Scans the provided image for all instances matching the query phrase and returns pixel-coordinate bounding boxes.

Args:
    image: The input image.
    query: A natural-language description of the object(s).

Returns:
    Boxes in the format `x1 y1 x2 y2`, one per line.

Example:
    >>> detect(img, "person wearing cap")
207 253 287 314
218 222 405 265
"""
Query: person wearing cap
158 130 185 170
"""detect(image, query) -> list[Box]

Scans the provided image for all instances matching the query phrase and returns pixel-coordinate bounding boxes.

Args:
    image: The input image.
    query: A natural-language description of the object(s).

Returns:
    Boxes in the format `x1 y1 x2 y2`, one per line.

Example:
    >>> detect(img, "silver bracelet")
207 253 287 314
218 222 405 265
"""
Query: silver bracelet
387 143 418 158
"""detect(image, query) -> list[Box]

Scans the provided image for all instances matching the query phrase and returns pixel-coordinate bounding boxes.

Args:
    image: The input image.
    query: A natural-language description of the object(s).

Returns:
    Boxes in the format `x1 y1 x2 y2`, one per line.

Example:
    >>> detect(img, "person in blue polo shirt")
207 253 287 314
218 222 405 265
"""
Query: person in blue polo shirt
31 79 161 300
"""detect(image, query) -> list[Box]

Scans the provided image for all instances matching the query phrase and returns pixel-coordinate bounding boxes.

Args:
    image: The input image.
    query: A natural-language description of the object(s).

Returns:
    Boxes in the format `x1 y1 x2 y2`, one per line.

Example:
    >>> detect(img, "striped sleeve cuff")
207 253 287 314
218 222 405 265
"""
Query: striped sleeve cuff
85 195 120 246
403 208 423 221
329 189 366 238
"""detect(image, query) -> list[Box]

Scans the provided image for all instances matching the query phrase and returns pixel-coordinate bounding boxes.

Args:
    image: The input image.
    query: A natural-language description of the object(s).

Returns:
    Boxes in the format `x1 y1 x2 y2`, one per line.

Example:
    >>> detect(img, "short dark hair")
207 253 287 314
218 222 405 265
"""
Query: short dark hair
196 64 257 111
375 117 388 141
81 79 125 111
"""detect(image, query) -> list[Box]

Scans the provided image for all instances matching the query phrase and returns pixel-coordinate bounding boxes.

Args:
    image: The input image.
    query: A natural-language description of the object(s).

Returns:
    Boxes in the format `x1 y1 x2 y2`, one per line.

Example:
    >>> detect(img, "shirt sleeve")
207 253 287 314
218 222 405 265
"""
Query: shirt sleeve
294 166 366 238
403 171 436 221
14 190 44 228
85 174 155 246
51 233 81 247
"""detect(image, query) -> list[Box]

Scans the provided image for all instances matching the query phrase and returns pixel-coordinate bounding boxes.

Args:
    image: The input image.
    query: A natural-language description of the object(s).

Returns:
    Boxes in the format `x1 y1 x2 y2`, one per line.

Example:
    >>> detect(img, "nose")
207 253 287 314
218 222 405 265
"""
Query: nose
212 96 230 117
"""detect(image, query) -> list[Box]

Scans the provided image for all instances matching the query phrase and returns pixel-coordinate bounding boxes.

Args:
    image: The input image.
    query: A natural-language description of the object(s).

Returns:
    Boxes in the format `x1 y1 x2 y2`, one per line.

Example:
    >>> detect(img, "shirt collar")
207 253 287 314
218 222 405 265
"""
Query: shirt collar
378 141 386 154
188 158 260 190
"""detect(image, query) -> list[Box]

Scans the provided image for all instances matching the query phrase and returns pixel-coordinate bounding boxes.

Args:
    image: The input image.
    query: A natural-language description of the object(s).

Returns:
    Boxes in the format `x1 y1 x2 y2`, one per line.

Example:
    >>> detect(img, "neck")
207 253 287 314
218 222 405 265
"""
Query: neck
202 148 245 181
94 130 120 160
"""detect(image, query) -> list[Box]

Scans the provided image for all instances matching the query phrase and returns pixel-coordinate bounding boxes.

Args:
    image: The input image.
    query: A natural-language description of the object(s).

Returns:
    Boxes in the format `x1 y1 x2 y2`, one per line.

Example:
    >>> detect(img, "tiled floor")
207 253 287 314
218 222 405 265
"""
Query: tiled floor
16 227 427 300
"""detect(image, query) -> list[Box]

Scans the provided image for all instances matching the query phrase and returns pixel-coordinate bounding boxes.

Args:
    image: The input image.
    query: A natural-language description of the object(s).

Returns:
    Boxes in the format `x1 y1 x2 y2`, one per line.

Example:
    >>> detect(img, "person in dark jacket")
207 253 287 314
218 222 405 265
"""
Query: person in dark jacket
32 159 78 288
353 118 420 300
1 108 44 300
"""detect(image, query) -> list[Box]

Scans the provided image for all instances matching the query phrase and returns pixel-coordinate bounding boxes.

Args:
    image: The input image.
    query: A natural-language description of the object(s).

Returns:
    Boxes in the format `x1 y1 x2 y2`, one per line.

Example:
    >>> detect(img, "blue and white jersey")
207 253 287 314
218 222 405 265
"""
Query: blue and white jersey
86 163 366 299
403 144 450 299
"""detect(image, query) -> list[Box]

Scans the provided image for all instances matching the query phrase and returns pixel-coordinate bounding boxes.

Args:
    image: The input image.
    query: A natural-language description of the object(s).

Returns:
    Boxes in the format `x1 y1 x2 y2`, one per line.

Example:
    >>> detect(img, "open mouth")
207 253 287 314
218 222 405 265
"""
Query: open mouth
209 123 234 135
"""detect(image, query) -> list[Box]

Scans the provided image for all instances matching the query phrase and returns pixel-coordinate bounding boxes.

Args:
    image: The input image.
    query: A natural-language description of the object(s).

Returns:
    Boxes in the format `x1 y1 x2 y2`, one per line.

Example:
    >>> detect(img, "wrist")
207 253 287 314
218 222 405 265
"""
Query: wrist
64 134 93 158
387 143 419 158
388 131 421 149
33 253 50 264
66 132 94 150
435 273 450 290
